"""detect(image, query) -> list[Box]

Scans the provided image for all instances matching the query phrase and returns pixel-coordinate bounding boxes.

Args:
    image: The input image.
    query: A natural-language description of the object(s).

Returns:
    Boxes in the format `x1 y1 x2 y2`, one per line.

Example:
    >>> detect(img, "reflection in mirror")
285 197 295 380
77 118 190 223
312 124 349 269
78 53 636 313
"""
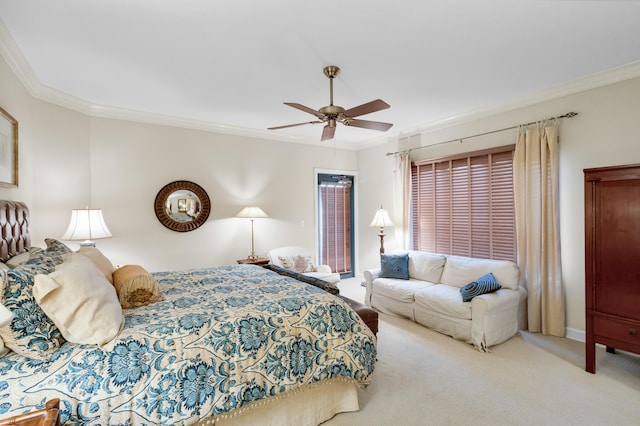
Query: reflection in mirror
154 181 211 232
166 190 202 223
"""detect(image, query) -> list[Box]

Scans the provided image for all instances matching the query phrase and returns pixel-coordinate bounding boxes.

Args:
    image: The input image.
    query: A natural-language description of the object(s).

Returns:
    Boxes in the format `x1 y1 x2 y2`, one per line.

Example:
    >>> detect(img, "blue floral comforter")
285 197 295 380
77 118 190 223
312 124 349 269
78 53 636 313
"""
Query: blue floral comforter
0 265 377 425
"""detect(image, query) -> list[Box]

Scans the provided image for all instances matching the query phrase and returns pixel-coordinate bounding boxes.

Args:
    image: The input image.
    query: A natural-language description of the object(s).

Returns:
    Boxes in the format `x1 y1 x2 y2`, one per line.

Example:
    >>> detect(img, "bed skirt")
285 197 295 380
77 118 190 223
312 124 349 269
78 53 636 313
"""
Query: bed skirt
198 378 359 426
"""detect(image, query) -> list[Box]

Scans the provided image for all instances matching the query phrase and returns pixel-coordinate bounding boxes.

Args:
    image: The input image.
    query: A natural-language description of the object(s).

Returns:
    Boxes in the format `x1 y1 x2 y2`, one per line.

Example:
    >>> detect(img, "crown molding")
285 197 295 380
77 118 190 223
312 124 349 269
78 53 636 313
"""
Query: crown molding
2 16 639 152
86 103 344 148
0 19 39 99
408 60 640 138
0 19 93 114
0 19 354 149
345 60 640 151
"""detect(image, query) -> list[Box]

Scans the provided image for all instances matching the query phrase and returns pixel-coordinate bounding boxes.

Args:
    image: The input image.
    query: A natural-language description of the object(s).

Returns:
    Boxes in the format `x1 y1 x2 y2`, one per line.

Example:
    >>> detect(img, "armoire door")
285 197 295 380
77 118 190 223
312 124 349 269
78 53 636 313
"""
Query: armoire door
584 164 640 373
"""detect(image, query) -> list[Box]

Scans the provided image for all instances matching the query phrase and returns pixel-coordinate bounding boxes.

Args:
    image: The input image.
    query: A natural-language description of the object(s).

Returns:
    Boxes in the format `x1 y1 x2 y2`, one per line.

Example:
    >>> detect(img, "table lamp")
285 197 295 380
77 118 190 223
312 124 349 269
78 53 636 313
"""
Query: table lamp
61 208 112 247
236 206 268 260
369 206 394 253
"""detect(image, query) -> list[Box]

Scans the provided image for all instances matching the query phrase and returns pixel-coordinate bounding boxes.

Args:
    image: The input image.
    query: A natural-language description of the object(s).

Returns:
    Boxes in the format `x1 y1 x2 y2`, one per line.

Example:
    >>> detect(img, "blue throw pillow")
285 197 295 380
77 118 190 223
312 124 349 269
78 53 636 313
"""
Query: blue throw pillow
380 253 409 280
460 272 501 302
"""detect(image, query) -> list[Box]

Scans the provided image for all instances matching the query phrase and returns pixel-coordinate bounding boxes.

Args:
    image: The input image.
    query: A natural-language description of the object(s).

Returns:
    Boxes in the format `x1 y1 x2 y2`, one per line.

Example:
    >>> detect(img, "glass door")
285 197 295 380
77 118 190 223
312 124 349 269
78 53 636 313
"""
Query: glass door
317 173 354 278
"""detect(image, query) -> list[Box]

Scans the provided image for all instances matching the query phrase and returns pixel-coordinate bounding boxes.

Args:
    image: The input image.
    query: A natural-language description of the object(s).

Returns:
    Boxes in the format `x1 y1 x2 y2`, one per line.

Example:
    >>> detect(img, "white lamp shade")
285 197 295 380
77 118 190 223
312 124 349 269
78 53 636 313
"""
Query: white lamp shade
236 206 268 219
62 209 112 241
370 208 394 228
0 303 14 328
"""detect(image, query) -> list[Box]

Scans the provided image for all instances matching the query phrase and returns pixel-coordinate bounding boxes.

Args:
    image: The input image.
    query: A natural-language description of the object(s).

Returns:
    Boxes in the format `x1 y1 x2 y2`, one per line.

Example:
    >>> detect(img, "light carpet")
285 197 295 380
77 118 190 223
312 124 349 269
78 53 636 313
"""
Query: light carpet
325 277 640 426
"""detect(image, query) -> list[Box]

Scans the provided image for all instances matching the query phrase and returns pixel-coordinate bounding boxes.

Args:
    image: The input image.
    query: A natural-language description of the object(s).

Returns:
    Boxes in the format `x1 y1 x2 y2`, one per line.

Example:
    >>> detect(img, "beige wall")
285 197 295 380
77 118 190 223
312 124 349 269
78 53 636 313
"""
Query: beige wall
357 76 640 339
88 117 358 271
0 54 358 273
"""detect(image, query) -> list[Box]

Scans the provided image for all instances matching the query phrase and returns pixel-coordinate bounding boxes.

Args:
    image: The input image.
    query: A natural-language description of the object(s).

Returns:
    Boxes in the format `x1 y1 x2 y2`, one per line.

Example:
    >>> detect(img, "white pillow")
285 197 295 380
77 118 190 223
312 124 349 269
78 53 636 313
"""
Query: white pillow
33 253 123 346
0 302 13 328
0 337 9 357
77 246 115 284
0 303 13 356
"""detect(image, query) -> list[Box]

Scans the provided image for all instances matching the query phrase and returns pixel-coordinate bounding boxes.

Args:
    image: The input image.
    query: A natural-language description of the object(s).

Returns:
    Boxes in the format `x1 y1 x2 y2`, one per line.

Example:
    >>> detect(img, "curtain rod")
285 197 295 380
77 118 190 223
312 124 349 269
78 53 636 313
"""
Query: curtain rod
385 111 578 156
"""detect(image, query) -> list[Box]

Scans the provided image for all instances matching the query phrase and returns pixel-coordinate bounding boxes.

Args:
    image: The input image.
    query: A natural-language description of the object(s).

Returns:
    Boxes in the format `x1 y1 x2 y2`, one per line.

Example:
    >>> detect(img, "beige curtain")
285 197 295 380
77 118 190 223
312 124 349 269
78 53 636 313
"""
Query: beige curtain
514 122 565 336
393 152 412 250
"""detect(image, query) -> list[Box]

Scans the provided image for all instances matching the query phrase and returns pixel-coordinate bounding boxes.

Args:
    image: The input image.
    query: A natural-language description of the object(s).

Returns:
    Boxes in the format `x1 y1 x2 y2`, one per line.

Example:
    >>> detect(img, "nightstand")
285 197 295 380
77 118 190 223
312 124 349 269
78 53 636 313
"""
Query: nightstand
237 257 270 266
0 398 60 426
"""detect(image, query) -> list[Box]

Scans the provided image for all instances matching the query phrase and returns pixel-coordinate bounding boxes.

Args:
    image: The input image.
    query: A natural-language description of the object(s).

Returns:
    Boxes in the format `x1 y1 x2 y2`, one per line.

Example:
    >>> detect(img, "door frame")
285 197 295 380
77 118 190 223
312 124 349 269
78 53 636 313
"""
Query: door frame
314 168 359 277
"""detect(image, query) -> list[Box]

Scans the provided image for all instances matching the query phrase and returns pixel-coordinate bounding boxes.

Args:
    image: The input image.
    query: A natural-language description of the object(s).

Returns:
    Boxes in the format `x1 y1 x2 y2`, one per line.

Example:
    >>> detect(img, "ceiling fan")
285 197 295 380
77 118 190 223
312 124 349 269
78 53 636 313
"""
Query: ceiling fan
268 65 393 141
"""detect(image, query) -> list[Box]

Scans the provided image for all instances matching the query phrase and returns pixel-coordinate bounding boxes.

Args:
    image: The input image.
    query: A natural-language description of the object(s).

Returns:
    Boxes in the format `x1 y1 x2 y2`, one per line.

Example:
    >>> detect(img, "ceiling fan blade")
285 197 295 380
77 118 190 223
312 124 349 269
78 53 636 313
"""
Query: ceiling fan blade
342 99 390 118
321 125 336 141
284 102 325 119
268 121 322 130
345 119 393 132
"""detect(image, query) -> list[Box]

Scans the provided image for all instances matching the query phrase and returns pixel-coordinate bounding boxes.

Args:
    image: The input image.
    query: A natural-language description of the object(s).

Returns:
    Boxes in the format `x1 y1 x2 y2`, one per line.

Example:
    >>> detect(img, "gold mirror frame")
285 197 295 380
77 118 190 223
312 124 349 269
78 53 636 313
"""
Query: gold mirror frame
154 180 211 232
0 106 18 188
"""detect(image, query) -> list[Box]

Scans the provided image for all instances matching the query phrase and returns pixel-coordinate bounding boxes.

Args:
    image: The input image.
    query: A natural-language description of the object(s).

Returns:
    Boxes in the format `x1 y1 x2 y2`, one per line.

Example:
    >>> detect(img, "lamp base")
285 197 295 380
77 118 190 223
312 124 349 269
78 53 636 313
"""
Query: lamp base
79 240 96 247
378 229 385 254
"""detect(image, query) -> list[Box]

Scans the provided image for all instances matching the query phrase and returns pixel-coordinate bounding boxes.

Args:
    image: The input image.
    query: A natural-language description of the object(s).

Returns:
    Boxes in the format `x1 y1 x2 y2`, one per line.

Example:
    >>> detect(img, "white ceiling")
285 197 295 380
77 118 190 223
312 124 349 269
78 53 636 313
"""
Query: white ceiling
1 0 640 149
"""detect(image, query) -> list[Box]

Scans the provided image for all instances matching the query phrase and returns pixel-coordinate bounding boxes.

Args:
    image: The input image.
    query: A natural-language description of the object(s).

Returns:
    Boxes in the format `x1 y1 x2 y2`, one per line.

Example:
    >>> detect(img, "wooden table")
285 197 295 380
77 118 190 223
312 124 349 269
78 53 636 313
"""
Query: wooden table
236 257 270 266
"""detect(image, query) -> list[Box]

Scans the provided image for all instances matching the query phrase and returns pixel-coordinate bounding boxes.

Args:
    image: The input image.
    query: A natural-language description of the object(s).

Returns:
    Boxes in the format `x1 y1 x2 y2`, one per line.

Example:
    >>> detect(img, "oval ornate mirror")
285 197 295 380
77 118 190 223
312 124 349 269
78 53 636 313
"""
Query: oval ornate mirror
154 181 211 232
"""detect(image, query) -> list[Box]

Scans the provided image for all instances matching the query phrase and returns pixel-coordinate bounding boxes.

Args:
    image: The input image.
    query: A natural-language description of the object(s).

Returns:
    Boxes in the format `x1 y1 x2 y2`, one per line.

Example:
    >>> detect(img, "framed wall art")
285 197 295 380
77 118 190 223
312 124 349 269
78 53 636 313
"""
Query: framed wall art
0 107 18 188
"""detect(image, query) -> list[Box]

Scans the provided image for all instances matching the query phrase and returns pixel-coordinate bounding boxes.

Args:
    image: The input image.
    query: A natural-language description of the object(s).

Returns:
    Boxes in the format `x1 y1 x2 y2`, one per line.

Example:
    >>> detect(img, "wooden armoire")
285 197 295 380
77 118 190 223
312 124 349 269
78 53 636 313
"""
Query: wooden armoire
584 164 640 373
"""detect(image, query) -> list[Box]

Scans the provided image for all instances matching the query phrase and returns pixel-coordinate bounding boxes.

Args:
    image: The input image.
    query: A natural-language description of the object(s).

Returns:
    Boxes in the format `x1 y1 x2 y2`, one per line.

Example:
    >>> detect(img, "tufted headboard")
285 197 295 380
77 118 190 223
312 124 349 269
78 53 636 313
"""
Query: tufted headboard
0 200 31 263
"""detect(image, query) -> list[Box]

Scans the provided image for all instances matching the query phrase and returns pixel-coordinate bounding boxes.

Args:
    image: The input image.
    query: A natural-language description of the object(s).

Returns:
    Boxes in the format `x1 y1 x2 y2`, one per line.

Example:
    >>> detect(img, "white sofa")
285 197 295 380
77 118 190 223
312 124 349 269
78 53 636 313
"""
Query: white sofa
364 250 526 352
267 246 340 285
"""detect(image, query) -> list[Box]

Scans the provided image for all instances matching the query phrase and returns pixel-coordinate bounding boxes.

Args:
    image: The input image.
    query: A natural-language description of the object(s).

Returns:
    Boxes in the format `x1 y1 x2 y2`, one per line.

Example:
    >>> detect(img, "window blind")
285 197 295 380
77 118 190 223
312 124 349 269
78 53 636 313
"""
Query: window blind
318 181 352 274
411 146 516 261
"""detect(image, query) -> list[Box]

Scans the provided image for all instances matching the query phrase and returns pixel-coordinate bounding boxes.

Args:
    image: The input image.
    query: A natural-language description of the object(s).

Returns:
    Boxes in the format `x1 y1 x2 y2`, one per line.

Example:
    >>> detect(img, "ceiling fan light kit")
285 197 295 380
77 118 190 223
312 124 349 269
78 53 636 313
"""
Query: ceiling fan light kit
268 65 393 141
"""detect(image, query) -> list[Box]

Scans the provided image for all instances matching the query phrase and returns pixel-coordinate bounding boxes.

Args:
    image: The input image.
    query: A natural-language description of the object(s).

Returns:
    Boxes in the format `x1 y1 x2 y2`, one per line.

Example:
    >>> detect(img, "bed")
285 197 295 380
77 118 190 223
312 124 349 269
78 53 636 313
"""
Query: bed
0 201 377 425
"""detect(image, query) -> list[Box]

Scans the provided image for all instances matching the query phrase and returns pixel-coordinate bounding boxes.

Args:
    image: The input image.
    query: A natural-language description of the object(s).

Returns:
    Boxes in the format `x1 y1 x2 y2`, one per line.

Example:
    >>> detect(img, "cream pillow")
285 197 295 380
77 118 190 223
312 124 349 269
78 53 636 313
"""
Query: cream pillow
0 303 12 357
278 255 316 273
77 246 115 284
5 247 43 269
112 265 162 308
5 252 30 268
33 253 123 346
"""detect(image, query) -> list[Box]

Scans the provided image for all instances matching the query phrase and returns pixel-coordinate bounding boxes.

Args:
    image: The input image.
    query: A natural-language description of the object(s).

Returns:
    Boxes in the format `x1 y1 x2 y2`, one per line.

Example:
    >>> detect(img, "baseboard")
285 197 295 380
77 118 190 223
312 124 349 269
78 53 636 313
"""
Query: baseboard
565 327 585 342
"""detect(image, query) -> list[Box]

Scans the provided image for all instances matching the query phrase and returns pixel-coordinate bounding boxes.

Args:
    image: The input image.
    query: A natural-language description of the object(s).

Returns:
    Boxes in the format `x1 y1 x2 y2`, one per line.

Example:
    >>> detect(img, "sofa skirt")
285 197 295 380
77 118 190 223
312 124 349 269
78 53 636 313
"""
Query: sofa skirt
370 293 416 321
414 309 472 343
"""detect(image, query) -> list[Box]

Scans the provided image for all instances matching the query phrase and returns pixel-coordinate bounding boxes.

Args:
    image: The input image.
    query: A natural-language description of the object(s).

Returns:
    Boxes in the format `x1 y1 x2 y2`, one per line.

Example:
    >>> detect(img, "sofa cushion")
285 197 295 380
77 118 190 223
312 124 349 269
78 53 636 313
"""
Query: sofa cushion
407 251 447 283
414 284 472 320
380 253 409 279
440 255 520 290
460 272 501 302
373 277 434 303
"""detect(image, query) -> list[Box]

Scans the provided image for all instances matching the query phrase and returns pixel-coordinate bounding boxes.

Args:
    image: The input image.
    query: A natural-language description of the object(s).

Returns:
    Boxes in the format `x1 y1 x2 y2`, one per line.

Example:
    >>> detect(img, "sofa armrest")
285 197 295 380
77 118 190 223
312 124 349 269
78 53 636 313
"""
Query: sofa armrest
471 289 521 352
315 264 332 273
363 269 381 307
471 289 519 311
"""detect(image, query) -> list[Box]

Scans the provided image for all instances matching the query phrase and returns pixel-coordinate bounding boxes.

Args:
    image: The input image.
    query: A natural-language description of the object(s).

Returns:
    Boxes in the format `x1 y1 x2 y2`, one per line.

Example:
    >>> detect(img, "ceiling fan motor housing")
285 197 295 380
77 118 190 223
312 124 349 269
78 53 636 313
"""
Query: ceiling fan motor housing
319 105 345 115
